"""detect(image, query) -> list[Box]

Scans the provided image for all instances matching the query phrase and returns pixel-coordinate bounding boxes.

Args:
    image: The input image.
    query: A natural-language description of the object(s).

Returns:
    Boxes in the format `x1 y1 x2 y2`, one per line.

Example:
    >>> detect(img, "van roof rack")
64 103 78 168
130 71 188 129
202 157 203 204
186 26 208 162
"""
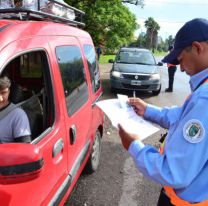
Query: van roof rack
0 0 85 27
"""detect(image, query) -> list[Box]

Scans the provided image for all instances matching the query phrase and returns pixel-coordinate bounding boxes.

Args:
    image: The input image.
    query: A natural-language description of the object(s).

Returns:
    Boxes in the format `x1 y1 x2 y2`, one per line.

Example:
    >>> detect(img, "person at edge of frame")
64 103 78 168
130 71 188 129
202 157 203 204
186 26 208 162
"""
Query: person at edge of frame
0 76 31 143
97 46 102 60
165 45 177 92
118 18 208 206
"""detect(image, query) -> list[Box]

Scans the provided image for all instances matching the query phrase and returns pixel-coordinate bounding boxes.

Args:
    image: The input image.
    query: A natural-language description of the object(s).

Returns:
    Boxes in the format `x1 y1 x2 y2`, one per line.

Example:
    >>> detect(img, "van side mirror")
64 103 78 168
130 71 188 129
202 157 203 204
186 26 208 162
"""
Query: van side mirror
108 59 114 63
157 62 163 66
0 143 44 184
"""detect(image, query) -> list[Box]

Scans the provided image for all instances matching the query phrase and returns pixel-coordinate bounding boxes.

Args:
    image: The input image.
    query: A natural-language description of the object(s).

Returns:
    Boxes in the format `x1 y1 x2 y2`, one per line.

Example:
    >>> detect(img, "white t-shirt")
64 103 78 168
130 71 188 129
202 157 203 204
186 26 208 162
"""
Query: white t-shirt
0 107 31 143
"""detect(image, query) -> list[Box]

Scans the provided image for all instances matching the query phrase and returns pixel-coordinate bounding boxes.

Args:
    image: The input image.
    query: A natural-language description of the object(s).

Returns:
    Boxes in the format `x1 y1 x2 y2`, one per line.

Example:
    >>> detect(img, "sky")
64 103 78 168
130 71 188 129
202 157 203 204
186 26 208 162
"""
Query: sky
126 0 208 40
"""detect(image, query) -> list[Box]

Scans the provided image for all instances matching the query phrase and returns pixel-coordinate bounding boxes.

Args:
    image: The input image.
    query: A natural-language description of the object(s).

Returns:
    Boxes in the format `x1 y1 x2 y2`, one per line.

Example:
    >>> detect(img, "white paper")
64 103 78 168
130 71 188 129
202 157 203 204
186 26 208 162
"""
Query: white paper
96 95 159 140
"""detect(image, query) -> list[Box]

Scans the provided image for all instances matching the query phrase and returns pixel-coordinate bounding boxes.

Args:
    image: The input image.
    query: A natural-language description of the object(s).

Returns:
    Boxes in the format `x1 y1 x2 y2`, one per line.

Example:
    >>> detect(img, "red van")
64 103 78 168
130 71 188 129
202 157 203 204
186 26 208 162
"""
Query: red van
0 1 104 205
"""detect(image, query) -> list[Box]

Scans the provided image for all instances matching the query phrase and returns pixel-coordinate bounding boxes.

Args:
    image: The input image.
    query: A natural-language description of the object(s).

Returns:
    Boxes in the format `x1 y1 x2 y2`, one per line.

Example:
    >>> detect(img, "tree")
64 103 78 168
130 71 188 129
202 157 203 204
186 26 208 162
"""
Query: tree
144 17 160 52
165 35 175 50
66 0 141 53
121 0 145 7
67 0 145 7
135 31 146 47
157 38 166 52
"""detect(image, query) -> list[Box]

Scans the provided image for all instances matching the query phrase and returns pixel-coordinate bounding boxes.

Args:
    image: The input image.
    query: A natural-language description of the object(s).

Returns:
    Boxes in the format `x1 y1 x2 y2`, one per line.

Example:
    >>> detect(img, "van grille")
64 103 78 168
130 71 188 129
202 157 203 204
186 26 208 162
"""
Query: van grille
122 74 150 80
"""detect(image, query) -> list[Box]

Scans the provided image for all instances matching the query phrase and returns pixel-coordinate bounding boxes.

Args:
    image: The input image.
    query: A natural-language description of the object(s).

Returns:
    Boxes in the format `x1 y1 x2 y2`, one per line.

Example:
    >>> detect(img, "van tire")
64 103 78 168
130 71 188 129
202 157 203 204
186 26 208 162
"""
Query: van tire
84 130 101 174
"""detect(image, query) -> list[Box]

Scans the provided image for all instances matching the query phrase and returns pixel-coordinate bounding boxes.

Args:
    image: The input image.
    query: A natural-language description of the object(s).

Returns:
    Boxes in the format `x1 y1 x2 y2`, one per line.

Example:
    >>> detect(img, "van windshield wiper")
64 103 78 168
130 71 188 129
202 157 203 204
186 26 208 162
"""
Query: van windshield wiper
135 62 154 65
116 61 134 64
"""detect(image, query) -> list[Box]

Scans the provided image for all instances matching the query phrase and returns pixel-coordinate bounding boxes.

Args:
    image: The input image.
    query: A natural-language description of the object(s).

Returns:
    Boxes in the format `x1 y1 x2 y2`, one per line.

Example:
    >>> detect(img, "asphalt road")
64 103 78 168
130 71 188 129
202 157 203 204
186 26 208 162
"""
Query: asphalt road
65 60 190 206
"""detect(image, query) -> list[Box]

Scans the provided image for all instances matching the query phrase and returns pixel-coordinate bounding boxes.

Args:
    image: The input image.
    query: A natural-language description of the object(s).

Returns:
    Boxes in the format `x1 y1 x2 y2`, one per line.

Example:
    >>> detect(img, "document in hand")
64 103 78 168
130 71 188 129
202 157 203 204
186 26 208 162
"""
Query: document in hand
96 94 159 140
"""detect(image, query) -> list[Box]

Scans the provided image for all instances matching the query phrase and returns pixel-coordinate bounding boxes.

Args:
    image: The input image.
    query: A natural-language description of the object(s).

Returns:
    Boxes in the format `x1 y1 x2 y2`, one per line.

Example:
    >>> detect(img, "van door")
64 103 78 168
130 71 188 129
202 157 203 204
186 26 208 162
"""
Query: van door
0 37 69 206
48 36 93 182
81 39 104 139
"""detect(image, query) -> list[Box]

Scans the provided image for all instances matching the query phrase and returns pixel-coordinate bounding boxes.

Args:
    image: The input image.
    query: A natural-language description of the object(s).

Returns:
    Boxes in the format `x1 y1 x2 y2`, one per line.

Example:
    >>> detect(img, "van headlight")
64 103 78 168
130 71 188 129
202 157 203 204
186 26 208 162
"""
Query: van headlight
111 71 123 78
150 73 160 80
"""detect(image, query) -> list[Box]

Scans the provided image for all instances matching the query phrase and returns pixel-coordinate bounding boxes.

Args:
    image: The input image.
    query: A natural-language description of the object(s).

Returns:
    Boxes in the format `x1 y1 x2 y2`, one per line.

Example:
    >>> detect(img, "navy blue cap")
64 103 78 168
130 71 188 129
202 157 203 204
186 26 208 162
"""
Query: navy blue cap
162 18 208 65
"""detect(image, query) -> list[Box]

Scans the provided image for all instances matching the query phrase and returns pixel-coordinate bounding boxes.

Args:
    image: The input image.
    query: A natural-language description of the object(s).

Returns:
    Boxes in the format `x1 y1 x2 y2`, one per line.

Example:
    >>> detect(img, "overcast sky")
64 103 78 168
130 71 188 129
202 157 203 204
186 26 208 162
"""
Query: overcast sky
127 0 208 39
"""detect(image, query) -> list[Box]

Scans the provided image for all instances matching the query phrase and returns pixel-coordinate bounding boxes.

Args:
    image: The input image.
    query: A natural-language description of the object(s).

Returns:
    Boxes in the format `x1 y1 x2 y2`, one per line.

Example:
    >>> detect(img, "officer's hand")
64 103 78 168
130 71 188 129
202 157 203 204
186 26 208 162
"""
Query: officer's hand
128 97 147 116
118 124 140 150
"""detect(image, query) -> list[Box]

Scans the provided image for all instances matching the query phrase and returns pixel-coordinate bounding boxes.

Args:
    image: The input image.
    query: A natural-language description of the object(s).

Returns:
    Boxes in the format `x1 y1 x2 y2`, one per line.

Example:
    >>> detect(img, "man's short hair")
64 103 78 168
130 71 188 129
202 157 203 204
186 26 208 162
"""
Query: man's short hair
0 76 11 90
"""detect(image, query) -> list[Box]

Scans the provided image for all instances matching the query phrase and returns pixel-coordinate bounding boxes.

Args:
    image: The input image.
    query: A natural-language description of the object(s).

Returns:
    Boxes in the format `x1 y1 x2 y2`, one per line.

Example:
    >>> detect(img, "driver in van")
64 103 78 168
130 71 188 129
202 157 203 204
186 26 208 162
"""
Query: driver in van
0 76 31 143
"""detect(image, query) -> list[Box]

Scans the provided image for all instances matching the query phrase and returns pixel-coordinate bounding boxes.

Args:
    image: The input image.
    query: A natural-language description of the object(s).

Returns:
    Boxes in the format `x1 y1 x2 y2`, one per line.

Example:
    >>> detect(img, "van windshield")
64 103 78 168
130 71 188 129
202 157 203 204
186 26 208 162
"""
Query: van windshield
116 50 155 65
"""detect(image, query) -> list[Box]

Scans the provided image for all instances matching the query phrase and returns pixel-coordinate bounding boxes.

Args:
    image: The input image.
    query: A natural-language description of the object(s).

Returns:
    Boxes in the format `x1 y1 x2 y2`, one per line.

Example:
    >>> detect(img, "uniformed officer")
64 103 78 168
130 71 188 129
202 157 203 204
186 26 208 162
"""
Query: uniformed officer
165 45 177 92
118 18 208 206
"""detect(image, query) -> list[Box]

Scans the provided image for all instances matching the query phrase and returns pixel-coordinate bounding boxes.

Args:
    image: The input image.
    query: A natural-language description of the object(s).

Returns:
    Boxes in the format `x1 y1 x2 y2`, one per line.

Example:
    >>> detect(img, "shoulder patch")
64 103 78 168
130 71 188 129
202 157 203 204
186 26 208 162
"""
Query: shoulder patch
183 119 205 143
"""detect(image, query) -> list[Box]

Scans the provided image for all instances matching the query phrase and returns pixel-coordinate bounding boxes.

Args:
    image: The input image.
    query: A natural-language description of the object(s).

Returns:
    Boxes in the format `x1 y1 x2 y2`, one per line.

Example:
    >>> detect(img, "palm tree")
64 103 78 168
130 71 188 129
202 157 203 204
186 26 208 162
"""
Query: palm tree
144 17 160 51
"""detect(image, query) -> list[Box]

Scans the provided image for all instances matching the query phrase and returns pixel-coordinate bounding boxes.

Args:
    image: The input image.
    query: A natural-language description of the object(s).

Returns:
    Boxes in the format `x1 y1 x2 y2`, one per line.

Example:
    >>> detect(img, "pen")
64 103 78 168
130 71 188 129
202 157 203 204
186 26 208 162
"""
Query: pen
133 90 136 98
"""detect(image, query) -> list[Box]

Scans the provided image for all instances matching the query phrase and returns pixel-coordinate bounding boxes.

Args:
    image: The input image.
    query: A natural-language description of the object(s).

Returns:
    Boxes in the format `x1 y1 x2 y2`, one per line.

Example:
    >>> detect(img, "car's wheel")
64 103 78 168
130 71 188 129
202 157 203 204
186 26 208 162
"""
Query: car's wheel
152 85 161 95
84 130 101 174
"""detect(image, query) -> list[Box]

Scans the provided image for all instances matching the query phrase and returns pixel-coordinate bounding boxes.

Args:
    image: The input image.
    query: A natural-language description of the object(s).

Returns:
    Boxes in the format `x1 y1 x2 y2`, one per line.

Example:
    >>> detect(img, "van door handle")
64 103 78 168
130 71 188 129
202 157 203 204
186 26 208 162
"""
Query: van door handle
70 124 77 145
53 138 64 157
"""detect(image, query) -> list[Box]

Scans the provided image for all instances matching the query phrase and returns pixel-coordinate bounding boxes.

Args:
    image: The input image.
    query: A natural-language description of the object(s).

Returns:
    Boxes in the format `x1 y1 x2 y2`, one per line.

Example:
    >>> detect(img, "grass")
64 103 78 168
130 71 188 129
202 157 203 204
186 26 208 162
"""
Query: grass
99 51 166 64
99 55 115 64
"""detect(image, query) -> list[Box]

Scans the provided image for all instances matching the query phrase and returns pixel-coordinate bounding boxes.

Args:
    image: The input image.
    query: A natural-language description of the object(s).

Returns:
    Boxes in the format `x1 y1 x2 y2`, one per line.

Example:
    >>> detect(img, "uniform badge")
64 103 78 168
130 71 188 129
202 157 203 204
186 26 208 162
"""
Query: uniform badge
183 119 205 143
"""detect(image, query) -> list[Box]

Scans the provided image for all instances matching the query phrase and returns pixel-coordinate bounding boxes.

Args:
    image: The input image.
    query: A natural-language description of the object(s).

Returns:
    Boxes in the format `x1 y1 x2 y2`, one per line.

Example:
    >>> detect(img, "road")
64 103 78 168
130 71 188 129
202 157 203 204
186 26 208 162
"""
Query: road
65 60 190 206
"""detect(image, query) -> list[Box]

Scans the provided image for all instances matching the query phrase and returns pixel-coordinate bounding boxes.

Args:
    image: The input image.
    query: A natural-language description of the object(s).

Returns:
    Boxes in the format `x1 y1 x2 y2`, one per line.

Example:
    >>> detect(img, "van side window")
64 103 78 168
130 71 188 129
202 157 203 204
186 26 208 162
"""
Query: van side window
56 46 89 116
20 53 43 78
1 51 54 142
83 45 101 93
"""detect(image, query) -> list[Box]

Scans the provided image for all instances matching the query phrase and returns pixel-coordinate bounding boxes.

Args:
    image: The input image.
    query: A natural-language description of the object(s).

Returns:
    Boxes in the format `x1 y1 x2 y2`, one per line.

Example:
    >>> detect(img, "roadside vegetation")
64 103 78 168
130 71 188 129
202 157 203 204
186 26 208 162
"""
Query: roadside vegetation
66 0 174 56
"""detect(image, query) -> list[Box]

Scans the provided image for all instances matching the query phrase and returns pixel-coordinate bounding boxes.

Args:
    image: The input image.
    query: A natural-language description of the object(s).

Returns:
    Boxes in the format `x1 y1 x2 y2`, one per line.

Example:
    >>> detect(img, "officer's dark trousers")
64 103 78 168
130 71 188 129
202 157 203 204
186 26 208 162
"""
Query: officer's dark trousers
168 66 177 91
157 188 174 206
